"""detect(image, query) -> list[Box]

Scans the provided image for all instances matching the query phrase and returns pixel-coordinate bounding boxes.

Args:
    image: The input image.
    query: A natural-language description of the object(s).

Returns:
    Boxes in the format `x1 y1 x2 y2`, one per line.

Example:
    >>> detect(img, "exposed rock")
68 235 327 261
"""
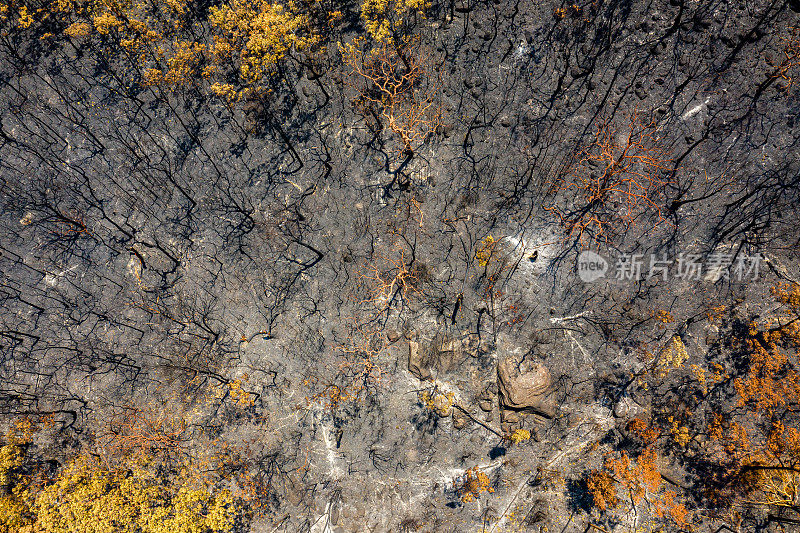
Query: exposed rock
386 329 401 342
501 420 521 434
436 338 462 371
501 410 520 423
452 412 469 429
330 502 340 525
408 335 478 380
497 358 556 418
479 399 494 412
408 341 432 381
613 395 643 420
433 394 452 417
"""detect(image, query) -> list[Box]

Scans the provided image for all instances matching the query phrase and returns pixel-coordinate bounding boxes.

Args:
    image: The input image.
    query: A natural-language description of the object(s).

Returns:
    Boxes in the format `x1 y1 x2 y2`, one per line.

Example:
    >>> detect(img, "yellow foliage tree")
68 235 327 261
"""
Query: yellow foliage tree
208 0 315 100
32 454 237 533
359 0 428 43
0 449 240 533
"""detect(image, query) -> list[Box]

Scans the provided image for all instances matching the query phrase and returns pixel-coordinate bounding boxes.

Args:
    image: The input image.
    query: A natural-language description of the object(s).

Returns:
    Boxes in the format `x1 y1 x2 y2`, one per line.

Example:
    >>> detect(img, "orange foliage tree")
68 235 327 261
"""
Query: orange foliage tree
698 283 800 514
546 111 674 244
98 405 188 459
305 323 388 410
459 466 494 503
587 418 690 529
340 37 441 158
357 245 420 315
598 284 800 528
770 26 800 93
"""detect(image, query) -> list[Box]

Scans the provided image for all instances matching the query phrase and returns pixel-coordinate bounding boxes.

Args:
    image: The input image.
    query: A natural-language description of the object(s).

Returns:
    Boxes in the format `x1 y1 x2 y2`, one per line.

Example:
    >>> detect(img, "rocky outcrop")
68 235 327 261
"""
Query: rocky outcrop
407 334 485 380
408 340 432 381
497 358 556 418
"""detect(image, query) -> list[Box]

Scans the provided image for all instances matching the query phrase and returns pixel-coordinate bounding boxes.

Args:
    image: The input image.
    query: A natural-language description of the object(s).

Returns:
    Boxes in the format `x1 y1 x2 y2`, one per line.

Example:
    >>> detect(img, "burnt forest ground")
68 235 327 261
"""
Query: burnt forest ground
1 0 800 531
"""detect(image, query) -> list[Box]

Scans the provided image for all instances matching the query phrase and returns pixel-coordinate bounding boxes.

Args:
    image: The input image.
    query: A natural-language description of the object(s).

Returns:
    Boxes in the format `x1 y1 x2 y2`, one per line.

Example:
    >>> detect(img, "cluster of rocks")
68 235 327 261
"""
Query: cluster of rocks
406 333 485 381
406 334 557 434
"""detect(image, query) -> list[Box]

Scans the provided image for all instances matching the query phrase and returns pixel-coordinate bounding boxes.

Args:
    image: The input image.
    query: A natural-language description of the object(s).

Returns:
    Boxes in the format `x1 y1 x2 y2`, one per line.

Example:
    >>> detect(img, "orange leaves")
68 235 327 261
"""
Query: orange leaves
770 26 800 93
732 284 800 414
98 406 187 459
357 246 419 314
546 111 674 243
653 309 675 323
586 470 618 511
588 448 692 528
306 324 388 410
605 448 661 504
690 284 800 513
588 416 692 529
627 418 659 445
653 490 690 529
340 37 441 157
773 282 800 311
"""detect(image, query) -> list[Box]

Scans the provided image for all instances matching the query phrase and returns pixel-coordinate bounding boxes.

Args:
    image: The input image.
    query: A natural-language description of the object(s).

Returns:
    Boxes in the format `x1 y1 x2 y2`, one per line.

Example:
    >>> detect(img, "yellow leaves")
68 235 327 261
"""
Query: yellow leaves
476 235 497 266
209 0 314 94
706 304 727 323
656 336 688 378
0 444 36 530
4 0 316 100
327 9 342 24
0 493 33 531
28 454 237 533
65 21 91 36
653 490 689 529
653 309 674 323
17 4 32 27
507 428 531 445
419 389 453 417
668 416 690 448
210 82 240 103
360 0 428 43
162 40 204 85
92 11 121 34
460 466 493 503
0 445 23 488
0 2 38 28
142 67 163 86
773 282 800 310
162 0 186 16
228 376 254 408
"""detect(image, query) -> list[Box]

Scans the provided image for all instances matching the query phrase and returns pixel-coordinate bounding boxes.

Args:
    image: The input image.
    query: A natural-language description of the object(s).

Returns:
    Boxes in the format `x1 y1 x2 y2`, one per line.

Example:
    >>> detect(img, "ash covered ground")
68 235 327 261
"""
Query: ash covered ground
1 0 800 531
